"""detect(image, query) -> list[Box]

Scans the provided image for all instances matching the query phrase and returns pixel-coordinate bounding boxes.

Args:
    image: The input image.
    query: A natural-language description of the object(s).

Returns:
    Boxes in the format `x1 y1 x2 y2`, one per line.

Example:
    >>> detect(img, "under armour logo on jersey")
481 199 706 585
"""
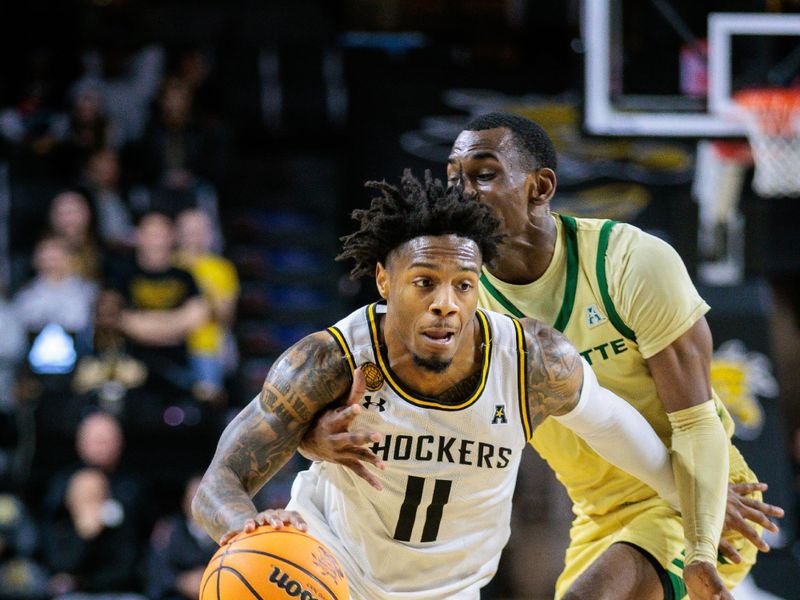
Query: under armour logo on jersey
492 405 507 424
585 304 607 328
362 395 386 412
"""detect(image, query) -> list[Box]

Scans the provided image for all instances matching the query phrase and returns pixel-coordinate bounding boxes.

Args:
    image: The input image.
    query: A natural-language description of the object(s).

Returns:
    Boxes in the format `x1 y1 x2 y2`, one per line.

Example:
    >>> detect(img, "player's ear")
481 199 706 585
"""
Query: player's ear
375 262 389 299
526 168 556 206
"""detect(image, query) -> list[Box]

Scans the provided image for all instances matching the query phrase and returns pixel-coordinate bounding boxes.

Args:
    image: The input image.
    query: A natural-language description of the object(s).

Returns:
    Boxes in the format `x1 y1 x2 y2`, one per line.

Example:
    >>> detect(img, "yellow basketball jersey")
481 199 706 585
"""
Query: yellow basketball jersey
478 214 736 517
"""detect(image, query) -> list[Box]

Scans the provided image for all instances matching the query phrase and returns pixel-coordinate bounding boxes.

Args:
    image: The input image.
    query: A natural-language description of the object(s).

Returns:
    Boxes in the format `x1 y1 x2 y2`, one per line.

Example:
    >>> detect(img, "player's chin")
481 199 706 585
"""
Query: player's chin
411 351 453 373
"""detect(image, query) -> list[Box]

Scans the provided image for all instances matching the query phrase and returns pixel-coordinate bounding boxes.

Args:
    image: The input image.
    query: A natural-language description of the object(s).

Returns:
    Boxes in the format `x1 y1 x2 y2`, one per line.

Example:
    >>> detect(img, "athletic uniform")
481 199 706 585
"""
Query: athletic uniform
287 303 531 599
478 214 760 599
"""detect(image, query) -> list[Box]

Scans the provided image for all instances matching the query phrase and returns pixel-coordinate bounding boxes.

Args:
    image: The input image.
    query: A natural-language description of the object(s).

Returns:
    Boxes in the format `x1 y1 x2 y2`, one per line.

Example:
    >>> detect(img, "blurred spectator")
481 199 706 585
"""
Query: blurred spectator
72 291 148 416
47 190 104 281
175 209 239 397
145 475 215 600
167 47 224 126
44 468 145 599
0 492 48 600
138 77 228 196
105 213 209 398
73 45 164 147
0 294 26 412
44 412 150 542
56 87 114 175
12 236 98 337
82 148 134 248
0 50 70 177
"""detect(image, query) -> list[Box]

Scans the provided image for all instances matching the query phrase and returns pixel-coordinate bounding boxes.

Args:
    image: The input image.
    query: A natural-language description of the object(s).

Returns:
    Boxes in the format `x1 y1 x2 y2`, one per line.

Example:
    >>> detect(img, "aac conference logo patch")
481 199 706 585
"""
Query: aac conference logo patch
361 362 384 392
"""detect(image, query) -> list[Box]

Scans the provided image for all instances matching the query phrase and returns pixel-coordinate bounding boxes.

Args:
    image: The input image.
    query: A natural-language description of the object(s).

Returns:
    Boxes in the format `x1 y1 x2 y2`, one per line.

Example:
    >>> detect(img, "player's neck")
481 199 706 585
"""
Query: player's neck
486 211 556 284
380 314 483 399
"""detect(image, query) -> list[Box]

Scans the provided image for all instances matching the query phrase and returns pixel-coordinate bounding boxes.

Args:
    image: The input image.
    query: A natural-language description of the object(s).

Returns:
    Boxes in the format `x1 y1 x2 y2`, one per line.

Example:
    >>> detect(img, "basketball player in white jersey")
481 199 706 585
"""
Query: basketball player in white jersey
192 172 687 599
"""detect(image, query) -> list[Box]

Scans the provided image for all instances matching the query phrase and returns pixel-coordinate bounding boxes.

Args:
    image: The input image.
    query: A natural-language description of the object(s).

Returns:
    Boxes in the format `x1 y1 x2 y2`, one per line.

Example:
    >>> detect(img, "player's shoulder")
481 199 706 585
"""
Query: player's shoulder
517 317 578 362
517 317 583 422
594 220 682 269
274 329 353 397
293 329 350 359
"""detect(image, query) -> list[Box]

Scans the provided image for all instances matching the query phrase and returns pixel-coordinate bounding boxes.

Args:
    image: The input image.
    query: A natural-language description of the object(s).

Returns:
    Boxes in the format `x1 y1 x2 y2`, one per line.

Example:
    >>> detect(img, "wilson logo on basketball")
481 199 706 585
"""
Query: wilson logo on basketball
268 566 319 599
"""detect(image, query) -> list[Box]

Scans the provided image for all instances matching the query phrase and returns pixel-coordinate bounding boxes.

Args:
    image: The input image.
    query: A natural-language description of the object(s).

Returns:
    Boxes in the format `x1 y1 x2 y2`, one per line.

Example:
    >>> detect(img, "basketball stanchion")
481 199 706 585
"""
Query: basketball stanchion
732 89 800 198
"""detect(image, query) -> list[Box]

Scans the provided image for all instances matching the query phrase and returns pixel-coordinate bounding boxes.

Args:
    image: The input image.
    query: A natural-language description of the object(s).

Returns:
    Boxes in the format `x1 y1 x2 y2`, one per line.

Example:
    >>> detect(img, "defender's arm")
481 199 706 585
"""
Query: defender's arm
521 319 678 506
191 331 351 543
647 318 729 566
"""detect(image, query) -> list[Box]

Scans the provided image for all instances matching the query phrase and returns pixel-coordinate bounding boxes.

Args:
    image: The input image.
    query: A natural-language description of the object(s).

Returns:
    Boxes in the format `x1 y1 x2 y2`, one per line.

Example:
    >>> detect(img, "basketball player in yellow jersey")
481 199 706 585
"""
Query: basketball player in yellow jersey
300 113 784 600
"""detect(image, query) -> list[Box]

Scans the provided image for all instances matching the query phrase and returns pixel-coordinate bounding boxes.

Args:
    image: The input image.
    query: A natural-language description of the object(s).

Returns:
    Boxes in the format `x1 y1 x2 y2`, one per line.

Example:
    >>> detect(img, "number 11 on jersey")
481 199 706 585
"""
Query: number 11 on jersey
393 476 453 542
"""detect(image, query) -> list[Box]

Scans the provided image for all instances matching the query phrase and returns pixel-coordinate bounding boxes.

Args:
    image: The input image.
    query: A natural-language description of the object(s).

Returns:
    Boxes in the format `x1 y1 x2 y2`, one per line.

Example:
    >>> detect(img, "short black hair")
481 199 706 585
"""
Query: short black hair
464 112 557 171
338 170 503 279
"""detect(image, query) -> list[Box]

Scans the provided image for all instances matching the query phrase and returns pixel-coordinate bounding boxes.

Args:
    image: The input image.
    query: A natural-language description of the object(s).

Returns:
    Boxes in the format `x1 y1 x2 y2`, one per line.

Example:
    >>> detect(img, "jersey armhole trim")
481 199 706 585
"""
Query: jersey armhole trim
326 326 356 375
511 317 533 442
596 220 637 343
479 272 524 318
553 215 580 333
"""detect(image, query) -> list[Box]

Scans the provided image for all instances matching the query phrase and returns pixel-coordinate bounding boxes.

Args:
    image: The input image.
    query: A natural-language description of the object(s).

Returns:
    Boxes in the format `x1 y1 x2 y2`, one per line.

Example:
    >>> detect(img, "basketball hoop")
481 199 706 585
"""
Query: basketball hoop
732 89 800 198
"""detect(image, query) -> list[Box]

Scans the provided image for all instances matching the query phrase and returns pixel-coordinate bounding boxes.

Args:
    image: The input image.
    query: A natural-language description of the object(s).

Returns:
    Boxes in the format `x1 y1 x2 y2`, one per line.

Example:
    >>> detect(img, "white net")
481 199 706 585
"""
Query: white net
733 89 800 198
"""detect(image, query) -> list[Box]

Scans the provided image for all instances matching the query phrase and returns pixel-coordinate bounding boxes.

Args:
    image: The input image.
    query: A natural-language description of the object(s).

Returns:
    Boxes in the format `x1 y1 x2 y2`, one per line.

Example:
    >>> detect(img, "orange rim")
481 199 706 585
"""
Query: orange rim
733 88 800 136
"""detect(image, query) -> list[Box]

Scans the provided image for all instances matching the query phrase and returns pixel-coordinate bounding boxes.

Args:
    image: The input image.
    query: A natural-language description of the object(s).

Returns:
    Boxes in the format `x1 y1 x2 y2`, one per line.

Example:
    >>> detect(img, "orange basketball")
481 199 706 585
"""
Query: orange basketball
199 526 349 600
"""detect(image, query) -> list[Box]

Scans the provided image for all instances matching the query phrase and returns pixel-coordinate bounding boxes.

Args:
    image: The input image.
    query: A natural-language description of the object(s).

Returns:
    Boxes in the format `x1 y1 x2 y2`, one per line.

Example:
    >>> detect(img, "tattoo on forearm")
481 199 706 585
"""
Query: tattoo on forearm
193 332 351 542
522 320 582 430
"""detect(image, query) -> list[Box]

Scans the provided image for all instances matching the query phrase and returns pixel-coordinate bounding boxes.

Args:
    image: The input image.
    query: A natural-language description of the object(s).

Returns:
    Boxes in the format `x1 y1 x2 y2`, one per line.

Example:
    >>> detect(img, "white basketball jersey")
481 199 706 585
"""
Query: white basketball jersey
286 303 531 600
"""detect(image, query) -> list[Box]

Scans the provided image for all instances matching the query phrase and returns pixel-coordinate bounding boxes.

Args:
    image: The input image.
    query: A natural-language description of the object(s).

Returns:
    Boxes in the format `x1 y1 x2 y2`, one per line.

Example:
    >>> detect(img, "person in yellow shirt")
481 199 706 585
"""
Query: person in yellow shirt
175 208 240 397
300 113 785 600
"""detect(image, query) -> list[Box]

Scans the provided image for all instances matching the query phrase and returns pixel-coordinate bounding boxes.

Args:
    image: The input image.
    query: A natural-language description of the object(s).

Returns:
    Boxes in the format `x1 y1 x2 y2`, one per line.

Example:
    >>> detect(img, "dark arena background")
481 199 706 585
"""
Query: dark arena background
1 1 799 598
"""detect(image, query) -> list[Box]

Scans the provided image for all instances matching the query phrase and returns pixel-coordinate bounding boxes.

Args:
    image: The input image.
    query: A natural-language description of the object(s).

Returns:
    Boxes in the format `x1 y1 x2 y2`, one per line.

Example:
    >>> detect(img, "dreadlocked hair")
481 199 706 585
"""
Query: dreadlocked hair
338 169 504 279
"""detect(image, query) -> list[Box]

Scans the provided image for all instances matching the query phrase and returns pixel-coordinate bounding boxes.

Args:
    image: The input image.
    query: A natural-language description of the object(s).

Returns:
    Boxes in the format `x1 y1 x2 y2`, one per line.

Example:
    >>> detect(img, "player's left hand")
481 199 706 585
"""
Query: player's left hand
298 367 386 490
719 482 784 563
684 561 734 600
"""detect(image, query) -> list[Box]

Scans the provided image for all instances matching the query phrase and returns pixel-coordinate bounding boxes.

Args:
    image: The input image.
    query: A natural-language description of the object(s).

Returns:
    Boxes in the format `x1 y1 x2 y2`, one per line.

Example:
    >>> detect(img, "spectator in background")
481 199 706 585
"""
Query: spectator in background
47 190 104 281
168 47 224 126
44 468 145 599
82 148 134 249
138 77 227 205
175 209 239 398
73 44 164 147
145 475 216 600
12 236 98 337
57 87 114 175
0 293 26 412
44 412 149 544
0 492 48 600
105 212 209 398
11 237 96 472
0 49 71 178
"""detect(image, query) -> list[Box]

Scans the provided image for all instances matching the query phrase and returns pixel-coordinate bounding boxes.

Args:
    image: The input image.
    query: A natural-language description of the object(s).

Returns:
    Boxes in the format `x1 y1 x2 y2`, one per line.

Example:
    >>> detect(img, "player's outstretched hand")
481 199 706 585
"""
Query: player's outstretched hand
719 482 784 563
684 561 734 600
298 367 386 490
219 509 308 545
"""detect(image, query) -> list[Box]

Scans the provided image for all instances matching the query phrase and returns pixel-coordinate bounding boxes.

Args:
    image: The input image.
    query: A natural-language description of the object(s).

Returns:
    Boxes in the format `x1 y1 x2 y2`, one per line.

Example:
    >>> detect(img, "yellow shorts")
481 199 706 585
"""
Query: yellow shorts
554 447 760 600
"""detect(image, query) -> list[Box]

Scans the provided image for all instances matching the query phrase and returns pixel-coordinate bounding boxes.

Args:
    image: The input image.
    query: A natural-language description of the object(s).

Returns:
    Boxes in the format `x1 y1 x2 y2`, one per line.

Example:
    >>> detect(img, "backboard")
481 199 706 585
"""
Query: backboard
583 0 800 137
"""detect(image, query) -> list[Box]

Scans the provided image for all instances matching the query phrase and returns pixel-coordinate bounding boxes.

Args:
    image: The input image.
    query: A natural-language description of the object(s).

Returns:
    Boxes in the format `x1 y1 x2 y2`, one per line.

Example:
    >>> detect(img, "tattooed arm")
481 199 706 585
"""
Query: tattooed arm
520 319 679 505
192 331 351 544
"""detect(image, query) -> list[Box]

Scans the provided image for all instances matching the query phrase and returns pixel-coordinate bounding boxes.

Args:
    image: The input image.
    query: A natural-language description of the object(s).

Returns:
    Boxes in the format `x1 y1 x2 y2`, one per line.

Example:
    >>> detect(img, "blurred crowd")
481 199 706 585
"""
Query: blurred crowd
0 42 265 600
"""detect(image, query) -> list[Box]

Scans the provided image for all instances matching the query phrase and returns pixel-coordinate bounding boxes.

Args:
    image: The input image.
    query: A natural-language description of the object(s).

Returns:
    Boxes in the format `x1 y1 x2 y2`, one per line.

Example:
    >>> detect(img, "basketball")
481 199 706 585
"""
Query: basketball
199 526 350 600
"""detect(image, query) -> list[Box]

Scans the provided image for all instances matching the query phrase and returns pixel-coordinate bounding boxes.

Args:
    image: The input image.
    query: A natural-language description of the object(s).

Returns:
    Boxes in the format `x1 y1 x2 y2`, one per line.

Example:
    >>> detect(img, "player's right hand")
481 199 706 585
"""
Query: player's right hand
298 367 386 490
684 560 734 600
719 481 784 563
220 509 308 545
